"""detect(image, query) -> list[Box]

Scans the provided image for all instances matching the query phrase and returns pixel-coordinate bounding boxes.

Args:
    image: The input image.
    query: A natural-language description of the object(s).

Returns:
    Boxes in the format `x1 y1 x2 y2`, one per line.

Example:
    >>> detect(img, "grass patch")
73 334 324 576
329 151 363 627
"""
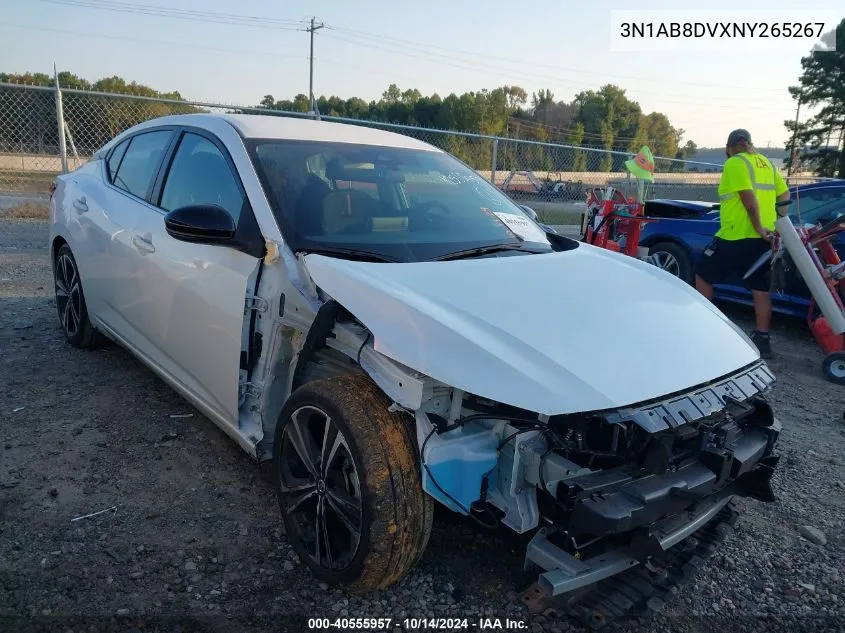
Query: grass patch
536 210 583 225
5 201 50 219
0 171 58 194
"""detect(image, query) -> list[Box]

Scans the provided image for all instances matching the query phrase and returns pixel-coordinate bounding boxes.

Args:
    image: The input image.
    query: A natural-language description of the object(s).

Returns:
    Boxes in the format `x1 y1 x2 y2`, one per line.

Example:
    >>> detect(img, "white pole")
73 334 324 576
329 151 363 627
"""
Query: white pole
775 214 845 334
53 64 68 174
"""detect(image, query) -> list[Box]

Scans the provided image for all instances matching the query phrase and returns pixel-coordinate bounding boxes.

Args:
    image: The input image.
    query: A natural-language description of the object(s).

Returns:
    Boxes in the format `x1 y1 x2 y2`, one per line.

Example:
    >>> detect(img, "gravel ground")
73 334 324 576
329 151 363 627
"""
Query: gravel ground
1 218 843 633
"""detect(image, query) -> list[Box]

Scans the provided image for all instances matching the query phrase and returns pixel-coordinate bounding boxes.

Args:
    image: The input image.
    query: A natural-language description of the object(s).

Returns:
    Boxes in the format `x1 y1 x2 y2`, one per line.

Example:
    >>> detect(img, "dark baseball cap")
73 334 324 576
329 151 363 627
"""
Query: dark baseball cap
726 129 752 146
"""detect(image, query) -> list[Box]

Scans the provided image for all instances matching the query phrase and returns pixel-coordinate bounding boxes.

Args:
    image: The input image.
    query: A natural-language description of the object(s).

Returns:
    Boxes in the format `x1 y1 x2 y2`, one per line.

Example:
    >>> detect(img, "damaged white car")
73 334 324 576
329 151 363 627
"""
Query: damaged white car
50 114 781 626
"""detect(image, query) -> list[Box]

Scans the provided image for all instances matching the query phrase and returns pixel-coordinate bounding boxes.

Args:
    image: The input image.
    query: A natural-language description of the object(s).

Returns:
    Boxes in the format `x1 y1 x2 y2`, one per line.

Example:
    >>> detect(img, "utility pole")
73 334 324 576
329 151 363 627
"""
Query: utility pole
306 17 325 113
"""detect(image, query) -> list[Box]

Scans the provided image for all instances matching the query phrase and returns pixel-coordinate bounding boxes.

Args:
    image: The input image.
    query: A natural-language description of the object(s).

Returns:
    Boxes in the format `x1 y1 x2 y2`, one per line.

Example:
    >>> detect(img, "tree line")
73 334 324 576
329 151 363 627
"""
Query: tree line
260 83 697 171
0 71 199 155
1 70 697 173
784 18 845 178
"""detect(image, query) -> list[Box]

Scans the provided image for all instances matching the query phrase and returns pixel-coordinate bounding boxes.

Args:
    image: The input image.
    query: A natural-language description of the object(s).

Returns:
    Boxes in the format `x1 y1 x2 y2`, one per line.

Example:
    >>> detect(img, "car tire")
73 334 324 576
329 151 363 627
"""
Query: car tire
53 244 109 348
822 352 845 385
647 241 694 285
272 373 433 592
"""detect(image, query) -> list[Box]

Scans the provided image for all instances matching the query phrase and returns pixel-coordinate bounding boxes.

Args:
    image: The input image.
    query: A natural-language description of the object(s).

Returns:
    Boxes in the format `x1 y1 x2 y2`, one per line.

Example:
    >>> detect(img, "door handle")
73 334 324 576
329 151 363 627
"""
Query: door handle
73 197 88 213
132 233 155 254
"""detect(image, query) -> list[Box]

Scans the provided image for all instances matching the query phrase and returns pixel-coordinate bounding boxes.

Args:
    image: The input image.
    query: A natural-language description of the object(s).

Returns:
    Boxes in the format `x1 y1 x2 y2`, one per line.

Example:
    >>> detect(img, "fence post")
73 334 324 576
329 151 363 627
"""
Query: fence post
54 65 68 174
490 138 499 185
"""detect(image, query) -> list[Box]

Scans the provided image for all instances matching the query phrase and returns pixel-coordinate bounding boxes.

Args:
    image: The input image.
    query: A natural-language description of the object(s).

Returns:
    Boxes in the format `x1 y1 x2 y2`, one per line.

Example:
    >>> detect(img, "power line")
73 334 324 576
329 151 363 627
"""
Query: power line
0 22 306 60
31 0 800 120
329 25 785 94
321 32 792 114
40 0 307 30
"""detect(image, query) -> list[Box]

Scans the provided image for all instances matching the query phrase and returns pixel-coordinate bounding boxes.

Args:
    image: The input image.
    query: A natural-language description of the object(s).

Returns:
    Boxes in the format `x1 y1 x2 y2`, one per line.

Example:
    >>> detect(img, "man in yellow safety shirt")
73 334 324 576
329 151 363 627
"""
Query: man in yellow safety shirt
695 129 790 358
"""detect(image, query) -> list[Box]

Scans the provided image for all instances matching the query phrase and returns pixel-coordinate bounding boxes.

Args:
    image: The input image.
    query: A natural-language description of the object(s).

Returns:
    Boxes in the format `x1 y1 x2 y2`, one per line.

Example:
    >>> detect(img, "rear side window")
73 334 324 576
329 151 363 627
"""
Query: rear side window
112 130 172 200
791 188 845 225
160 133 244 221
106 139 130 182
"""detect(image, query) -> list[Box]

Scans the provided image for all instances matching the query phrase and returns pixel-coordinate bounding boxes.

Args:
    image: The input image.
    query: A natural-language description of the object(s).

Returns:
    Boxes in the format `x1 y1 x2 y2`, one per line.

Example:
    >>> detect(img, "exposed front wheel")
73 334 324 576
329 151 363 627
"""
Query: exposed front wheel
53 244 108 348
273 374 433 592
823 352 845 385
647 241 694 285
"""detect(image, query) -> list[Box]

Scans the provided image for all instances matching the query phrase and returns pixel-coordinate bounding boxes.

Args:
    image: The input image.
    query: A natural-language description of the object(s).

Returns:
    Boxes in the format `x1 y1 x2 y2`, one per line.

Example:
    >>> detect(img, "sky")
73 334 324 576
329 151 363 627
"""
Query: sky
1 0 843 147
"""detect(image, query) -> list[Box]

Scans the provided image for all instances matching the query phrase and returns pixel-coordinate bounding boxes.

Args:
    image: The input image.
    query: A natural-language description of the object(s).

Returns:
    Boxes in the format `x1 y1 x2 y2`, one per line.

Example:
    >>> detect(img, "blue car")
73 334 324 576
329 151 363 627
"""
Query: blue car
638 181 845 317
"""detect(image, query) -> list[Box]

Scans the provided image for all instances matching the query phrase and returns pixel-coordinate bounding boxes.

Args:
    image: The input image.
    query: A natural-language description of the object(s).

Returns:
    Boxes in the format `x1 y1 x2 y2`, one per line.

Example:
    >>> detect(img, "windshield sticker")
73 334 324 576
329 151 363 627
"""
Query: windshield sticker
493 212 551 244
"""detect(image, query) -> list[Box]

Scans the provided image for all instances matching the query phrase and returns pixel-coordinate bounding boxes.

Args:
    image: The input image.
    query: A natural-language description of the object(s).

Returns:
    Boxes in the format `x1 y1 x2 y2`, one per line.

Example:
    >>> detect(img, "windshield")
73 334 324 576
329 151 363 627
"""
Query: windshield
246 139 552 262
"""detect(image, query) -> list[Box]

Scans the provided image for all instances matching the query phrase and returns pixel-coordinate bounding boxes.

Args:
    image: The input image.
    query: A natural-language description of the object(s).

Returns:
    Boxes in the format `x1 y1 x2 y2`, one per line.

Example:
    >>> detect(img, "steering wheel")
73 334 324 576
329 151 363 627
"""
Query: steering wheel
409 201 452 230
811 213 845 244
415 200 452 216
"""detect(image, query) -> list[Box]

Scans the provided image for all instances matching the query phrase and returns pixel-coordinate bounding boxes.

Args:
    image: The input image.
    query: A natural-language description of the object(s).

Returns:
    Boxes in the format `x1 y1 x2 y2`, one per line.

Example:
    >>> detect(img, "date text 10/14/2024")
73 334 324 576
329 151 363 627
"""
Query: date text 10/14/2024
307 618 528 630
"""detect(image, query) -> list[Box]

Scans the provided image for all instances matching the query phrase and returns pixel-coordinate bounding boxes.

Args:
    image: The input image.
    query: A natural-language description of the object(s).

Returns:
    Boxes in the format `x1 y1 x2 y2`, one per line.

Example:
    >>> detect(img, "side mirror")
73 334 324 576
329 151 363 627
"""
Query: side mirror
164 204 236 244
519 205 539 221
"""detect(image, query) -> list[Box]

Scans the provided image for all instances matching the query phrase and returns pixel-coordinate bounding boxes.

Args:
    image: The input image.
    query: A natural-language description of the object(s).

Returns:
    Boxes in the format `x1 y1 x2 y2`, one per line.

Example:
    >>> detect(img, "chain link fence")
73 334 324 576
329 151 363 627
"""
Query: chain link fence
0 81 836 227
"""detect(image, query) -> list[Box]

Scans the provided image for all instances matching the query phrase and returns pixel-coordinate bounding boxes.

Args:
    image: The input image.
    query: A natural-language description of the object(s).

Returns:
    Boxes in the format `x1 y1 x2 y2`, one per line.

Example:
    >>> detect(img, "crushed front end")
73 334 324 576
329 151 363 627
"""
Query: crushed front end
415 361 780 627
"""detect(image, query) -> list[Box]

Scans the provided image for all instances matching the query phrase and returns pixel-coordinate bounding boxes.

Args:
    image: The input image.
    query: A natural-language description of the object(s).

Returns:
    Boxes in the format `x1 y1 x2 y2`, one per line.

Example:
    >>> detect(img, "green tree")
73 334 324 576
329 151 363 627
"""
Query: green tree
628 115 650 152
785 19 845 178
382 83 402 104
566 122 587 171
599 121 614 172
644 112 680 158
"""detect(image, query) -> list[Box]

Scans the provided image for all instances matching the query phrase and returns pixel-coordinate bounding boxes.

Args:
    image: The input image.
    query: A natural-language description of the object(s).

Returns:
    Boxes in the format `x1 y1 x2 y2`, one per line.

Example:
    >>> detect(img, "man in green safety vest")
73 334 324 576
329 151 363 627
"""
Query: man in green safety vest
695 129 790 358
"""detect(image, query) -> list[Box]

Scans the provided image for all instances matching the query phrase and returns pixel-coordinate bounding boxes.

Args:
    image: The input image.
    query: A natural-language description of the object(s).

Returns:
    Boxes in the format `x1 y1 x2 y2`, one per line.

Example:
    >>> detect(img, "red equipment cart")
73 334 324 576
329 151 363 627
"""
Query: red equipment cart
582 186 657 260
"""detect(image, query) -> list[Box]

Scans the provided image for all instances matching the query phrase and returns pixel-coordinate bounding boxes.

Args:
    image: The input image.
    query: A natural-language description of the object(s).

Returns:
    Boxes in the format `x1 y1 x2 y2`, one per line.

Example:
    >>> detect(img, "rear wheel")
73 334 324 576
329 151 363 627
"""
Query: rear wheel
273 374 432 592
647 241 694 285
53 244 108 348
823 352 845 385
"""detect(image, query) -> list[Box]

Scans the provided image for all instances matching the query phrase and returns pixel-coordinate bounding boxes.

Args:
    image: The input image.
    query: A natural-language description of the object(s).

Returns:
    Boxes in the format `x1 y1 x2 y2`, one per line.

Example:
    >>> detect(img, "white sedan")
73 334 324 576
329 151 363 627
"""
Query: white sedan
50 114 781 616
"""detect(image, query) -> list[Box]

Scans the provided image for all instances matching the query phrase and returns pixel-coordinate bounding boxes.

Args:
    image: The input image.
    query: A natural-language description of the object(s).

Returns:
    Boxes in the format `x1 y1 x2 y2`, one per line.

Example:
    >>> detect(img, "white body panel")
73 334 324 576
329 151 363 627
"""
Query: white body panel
51 163 149 349
130 206 259 423
304 245 760 414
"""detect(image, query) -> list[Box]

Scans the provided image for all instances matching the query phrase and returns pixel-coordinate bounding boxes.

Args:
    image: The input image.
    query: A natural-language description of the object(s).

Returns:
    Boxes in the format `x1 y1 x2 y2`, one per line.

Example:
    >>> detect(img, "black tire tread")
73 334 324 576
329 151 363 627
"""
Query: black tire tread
822 351 845 385
276 374 432 592
54 245 109 349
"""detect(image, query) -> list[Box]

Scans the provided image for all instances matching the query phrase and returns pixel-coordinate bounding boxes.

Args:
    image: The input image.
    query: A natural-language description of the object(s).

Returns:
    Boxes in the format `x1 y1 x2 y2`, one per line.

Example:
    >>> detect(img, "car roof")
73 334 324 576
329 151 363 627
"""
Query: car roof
109 113 441 153
792 180 844 192
647 199 717 210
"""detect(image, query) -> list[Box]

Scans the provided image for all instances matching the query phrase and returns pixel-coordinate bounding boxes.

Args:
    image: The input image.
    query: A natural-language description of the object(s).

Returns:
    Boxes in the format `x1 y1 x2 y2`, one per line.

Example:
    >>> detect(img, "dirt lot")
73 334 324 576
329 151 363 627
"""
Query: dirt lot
1 217 844 633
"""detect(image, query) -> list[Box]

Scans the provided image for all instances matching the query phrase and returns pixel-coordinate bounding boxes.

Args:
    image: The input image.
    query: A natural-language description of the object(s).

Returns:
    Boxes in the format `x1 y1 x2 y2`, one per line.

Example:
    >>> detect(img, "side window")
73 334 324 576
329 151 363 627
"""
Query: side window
106 138 130 183
112 130 172 200
160 133 244 221
790 189 845 224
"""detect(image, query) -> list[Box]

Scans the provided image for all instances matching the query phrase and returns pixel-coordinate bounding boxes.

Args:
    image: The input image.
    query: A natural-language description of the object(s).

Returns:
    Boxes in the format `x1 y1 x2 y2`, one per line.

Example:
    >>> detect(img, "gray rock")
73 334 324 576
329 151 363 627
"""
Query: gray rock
798 526 827 546
283 561 294 571
184 560 198 571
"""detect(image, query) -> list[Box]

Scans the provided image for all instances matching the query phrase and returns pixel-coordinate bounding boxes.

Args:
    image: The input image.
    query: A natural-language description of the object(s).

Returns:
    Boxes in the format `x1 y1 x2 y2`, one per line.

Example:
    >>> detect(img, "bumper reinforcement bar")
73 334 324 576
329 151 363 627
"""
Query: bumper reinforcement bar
525 489 734 597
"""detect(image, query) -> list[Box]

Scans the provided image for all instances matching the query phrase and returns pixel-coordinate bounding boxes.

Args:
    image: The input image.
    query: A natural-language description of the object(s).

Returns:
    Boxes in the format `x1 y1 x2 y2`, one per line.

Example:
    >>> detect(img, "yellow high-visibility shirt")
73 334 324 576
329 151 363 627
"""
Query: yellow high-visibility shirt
716 152 788 240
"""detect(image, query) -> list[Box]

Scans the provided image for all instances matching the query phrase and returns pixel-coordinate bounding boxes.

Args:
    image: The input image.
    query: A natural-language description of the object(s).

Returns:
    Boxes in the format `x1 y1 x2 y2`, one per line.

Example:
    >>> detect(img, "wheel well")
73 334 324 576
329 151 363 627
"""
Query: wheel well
641 236 688 253
51 236 68 264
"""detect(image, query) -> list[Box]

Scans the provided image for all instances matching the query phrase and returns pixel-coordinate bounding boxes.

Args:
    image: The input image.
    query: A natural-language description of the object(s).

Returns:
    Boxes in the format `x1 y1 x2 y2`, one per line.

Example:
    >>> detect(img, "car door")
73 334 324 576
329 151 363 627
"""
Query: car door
129 129 263 426
78 128 174 344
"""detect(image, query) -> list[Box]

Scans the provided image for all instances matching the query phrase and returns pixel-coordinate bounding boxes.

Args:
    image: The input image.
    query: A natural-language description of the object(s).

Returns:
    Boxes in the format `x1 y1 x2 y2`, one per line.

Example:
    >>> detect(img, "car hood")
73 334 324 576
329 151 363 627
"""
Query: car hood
303 245 760 415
